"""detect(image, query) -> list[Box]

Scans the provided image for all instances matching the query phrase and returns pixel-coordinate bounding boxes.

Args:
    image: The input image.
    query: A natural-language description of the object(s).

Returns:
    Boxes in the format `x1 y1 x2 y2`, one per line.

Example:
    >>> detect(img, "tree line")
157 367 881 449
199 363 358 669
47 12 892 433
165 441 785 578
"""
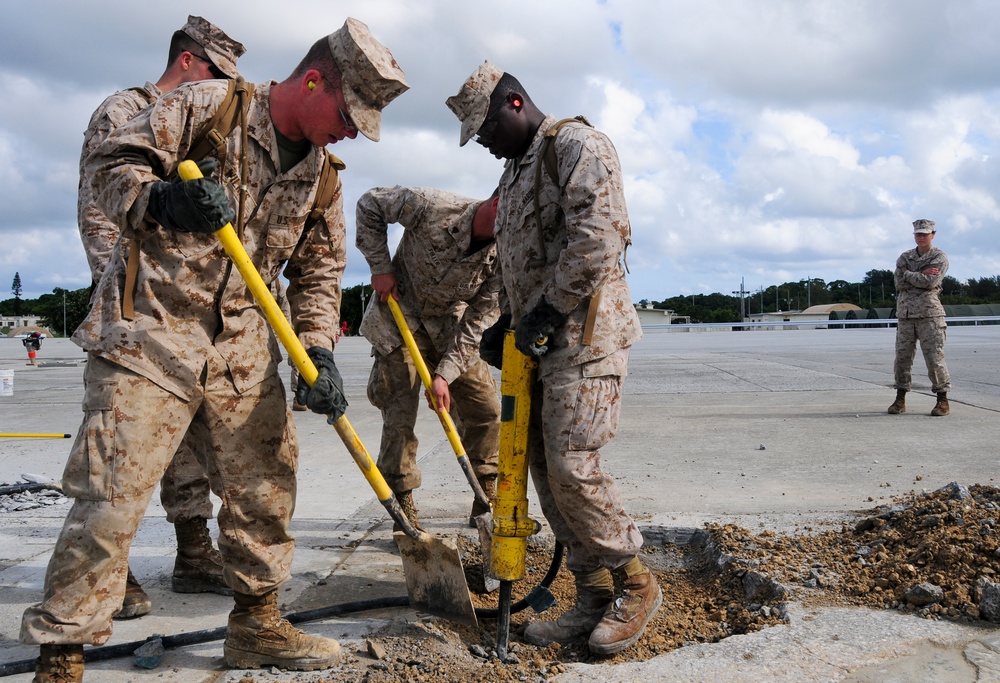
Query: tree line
647 270 1000 324
3 272 375 338
6 269 1000 335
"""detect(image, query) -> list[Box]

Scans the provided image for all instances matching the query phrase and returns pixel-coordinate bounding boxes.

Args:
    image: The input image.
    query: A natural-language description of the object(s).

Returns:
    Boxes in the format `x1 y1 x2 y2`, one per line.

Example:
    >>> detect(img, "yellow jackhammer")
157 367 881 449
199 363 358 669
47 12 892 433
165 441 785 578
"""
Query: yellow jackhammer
491 331 544 659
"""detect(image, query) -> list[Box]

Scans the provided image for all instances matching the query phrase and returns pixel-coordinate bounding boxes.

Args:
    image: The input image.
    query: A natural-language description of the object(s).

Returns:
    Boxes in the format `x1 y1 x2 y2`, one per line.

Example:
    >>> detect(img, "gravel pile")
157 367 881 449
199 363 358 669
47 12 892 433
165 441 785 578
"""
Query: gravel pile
0 474 68 513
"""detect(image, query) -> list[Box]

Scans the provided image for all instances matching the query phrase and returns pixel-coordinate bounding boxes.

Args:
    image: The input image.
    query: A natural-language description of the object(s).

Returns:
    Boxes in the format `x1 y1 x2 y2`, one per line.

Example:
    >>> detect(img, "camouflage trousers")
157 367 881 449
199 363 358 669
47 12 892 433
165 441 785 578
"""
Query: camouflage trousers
21 351 297 645
894 317 951 394
527 348 643 575
159 433 214 523
367 336 500 494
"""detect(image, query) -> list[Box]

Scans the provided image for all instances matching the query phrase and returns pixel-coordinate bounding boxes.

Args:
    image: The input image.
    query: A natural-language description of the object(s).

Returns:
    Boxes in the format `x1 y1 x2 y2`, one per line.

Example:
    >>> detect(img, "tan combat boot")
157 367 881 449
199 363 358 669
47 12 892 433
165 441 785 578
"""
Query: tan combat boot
931 392 950 416
113 567 152 619
887 389 907 414
588 557 663 656
172 518 233 595
468 476 496 528
523 567 614 646
393 491 422 532
33 644 84 683
224 590 341 671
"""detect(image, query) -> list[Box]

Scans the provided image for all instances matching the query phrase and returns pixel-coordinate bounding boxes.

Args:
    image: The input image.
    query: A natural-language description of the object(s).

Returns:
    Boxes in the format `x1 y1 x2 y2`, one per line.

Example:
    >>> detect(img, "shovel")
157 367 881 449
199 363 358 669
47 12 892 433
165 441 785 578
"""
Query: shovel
177 160 478 627
385 295 498 592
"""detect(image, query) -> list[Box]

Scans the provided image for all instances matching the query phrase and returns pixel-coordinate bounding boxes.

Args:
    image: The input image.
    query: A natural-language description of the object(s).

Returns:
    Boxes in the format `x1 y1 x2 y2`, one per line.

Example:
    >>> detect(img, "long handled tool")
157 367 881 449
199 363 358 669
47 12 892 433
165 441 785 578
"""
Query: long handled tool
492 331 543 659
0 434 71 438
177 160 477 627
385 295 498 591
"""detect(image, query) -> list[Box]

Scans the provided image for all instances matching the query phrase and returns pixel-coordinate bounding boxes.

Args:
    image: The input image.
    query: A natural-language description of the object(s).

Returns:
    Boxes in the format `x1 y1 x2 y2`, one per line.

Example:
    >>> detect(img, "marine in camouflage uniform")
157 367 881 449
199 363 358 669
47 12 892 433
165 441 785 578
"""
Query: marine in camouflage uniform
76 15 245 619
23 18 408 680
356 185 501 526
447 62 660 656
888 219 952 416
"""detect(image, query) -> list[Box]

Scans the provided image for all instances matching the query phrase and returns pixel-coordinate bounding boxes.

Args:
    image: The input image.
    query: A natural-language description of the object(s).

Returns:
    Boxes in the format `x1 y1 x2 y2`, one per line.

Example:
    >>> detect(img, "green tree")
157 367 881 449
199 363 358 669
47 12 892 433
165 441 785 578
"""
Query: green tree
11 272 22 315
338 283 374 336
34 287 91 337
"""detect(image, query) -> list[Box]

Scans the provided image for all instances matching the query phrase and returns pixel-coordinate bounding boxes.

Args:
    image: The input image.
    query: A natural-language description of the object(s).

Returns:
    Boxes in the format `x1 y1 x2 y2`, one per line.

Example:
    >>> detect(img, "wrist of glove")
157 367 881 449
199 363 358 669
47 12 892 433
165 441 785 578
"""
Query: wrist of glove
479 312 511 369
147 158 235 234
294 346 348 423
514 298 567 357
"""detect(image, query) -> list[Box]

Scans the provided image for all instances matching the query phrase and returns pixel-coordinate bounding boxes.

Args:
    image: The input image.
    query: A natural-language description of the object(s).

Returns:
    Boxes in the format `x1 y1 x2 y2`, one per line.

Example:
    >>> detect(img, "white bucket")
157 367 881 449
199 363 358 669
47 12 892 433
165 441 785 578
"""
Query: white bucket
0 369 12 397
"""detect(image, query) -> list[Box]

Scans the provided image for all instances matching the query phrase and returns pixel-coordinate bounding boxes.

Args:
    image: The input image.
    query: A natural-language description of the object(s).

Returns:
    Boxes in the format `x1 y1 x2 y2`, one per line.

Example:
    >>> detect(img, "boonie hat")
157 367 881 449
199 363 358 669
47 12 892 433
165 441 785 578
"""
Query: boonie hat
327 18 409 142
445 61 504 146
912 219 936 234
181 15 245 80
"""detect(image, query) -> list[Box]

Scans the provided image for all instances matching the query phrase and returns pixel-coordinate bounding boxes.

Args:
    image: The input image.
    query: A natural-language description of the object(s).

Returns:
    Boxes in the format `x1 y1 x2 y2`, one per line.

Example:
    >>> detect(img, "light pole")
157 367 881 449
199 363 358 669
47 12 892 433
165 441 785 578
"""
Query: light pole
62 291 66 337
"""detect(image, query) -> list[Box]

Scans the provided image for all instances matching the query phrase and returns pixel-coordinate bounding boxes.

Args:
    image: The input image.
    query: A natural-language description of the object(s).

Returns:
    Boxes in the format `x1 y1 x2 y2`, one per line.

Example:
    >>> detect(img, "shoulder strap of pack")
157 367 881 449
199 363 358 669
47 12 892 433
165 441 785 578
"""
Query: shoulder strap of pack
531 116 593 267
307 152 346 230
186 77 254 164
125 86 157 106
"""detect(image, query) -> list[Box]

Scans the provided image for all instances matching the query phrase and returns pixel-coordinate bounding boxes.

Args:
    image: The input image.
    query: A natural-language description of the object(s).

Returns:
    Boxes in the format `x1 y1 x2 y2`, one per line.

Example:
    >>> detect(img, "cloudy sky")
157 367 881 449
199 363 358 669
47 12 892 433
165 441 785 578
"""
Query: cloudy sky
2 0 999 302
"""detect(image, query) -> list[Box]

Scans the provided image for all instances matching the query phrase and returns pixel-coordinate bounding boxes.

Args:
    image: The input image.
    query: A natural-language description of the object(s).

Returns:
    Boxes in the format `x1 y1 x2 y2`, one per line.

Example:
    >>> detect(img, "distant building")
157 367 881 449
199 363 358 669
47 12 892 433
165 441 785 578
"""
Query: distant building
1 314 43 330
1 314 50 338
748 303 863 330
635 302 680 326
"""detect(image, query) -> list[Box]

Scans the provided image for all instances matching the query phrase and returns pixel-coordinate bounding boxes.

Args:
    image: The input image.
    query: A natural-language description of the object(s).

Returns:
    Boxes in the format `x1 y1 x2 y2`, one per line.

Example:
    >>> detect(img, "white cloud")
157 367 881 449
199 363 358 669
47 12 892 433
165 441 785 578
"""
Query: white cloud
2 0 1000 303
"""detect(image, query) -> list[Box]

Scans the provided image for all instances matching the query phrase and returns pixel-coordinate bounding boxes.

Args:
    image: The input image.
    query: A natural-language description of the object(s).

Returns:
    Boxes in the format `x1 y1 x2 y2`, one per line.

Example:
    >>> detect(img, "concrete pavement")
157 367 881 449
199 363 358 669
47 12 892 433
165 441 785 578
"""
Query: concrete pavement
1 325 999 681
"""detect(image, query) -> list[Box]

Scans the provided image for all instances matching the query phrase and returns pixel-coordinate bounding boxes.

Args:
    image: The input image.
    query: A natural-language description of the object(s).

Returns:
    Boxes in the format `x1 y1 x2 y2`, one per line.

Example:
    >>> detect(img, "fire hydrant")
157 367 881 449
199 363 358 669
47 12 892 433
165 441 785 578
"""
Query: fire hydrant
22 332 42 366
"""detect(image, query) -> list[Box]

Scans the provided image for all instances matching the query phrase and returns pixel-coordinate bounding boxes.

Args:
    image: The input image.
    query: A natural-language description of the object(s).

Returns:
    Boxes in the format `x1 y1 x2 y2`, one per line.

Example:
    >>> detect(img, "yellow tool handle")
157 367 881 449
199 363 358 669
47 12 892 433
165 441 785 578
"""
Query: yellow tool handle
177 160 392 503
0 433 71 439
385 295 466 457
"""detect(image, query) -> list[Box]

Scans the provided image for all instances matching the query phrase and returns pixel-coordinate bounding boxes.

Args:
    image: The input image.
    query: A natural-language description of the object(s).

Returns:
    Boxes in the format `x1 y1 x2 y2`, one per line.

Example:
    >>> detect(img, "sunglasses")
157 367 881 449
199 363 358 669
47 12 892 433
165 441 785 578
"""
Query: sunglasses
189 52 226 80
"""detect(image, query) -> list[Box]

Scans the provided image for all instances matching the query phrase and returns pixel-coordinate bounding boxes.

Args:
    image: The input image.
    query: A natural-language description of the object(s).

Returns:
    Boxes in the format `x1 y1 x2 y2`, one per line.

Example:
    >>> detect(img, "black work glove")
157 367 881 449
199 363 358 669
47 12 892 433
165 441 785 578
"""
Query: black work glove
147 158 235 234
479 313 511 369
294 346 348 423
514 298 567 357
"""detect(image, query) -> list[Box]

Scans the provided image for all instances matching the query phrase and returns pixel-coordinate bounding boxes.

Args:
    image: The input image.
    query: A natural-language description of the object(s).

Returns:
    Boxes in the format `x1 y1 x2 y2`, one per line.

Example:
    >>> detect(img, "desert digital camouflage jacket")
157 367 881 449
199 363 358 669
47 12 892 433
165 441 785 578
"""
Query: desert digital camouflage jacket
76 80 345 400
78 81 161 285
895 246 948 319
356 186 500 383
494 115 641 377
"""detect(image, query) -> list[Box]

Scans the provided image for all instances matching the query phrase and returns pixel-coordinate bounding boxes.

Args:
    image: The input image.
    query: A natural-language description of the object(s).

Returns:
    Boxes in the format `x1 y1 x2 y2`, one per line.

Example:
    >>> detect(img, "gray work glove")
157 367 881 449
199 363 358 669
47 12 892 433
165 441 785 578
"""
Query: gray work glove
514 298 567 357
295 346 348 423
147 158 234 234
479 313 511 369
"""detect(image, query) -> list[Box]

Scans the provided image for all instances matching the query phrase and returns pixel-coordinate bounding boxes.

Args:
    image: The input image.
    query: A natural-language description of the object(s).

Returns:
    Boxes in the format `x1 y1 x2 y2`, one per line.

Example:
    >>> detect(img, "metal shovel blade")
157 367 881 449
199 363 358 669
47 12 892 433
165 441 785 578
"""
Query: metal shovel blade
394 531 478 628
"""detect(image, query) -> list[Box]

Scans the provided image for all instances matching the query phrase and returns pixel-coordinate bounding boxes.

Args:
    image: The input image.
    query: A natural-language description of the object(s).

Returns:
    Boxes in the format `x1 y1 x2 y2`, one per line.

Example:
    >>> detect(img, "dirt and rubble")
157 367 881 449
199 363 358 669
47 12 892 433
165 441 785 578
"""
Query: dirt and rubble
224 482 1000 682
7 481 1000 682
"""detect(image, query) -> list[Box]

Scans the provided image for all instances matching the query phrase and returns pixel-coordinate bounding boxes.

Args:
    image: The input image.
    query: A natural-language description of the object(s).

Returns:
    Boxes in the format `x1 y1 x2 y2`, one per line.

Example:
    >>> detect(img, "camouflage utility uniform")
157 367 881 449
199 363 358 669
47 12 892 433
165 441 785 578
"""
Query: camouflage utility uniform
356 186 500 494
78 81 215 529
894 245 951 393
494 115 643 574
22 79 345 645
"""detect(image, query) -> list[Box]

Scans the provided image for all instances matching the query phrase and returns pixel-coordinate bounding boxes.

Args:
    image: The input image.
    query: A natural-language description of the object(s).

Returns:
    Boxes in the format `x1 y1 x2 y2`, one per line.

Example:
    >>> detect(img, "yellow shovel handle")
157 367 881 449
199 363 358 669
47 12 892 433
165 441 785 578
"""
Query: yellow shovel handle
385 295 466 458
177 160 392 503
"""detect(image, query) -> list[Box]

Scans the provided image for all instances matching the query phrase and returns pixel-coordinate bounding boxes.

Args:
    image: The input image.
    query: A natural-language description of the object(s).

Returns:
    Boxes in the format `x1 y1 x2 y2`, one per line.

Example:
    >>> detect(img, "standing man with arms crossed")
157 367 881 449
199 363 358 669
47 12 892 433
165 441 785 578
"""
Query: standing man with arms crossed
356 185 501 529
23 18 408 681
887 219 952 416
77 14 243 620
446 62 660 656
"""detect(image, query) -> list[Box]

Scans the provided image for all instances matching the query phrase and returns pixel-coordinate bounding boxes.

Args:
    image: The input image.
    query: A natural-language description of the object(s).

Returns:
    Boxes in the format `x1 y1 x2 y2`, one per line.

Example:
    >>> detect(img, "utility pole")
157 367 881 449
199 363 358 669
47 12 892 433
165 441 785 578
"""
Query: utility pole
731 277 749 322
62 291 66 338
800 277 814 309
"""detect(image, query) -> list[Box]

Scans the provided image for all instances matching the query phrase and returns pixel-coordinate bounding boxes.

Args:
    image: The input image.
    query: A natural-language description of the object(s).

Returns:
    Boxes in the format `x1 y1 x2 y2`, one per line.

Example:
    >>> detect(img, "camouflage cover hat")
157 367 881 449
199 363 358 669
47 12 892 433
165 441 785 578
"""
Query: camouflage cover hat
327 18 409 142
181 15 245 80
445 61 504 146
912 219 936 234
